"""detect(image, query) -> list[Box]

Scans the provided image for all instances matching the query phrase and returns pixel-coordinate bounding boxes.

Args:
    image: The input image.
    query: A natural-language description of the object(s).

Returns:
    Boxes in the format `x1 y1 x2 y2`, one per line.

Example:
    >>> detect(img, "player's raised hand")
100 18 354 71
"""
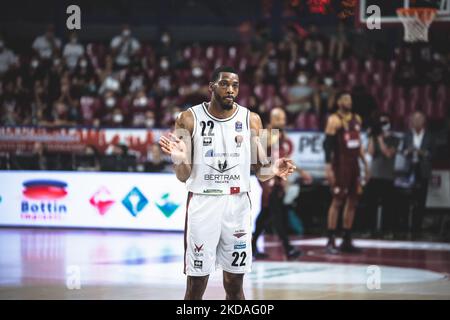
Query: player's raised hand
159 132 188 165
273 158 296 180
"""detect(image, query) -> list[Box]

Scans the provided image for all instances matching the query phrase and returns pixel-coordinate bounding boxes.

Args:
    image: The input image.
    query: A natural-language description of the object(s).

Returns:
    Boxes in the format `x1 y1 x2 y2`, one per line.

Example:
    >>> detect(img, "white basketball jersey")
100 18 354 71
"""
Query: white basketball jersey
186 102 251 195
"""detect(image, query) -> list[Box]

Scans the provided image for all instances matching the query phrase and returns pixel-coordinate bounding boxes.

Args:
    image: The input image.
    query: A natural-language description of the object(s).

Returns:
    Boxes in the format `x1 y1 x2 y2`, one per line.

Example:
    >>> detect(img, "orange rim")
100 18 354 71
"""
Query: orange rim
397 7 437 23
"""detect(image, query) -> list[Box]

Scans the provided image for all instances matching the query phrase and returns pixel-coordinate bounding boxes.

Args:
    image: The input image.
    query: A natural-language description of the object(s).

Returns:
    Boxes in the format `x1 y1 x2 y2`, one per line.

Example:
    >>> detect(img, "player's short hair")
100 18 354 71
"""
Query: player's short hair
335 90 351 101
211 66 238 82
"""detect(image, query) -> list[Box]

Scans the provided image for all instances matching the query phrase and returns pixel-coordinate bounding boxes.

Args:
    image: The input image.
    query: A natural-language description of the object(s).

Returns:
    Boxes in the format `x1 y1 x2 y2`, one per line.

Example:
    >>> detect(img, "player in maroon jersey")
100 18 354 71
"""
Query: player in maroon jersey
323 91 370 254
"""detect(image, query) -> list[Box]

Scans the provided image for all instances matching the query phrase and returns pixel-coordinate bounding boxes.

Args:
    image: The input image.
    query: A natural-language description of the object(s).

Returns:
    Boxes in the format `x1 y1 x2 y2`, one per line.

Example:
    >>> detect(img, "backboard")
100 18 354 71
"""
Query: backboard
358 0 450 24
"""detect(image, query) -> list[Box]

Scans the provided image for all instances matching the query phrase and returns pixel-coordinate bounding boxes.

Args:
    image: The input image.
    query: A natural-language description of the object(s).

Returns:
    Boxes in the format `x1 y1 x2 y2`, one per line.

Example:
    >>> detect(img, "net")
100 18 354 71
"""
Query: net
396 7 437 42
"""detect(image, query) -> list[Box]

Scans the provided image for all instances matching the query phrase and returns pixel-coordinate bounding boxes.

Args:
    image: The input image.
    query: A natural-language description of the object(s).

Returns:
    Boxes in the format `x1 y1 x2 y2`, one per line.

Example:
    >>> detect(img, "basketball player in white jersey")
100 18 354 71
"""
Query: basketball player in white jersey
159 66 296 300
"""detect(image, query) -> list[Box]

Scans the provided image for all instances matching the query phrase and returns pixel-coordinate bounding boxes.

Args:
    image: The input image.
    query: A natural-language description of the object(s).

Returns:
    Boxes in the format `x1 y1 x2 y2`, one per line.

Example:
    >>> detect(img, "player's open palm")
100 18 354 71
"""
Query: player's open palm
159 133 188 165
273 158 296 180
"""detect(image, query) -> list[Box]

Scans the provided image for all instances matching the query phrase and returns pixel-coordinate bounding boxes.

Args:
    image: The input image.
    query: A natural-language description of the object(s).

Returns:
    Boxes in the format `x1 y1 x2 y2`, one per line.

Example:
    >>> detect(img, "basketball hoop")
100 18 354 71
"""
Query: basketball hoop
397 7 437 42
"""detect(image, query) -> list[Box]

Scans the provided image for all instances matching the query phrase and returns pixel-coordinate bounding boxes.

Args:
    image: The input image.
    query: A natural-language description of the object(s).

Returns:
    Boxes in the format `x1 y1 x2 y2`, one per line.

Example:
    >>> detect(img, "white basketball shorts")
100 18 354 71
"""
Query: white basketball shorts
184 191 253 276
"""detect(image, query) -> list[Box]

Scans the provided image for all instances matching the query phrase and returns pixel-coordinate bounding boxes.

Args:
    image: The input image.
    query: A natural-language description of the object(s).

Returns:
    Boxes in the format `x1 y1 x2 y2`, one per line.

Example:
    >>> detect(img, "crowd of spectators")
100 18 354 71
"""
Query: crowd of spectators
1 23 448 132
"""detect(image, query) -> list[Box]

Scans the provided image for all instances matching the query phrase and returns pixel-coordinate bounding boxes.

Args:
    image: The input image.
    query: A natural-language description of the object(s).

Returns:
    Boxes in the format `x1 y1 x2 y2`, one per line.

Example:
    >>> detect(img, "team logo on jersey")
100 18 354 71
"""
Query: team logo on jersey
233 230 247 238
203 137 212 146
194 244 204 253
235 135 243 147
194 243 204 257
235 121 242 132
206 160 238 173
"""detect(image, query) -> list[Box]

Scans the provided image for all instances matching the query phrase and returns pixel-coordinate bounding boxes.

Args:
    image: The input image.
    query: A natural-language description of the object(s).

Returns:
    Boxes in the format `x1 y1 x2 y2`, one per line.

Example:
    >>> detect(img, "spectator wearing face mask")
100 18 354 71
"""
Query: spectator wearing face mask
0 37 17 75
110 25 141 70
63 32 85 70
32 25 62 61
106 107 125 127
365 113 400 238
316 76 337 126
156 31 174 60
286 71 314 116
124 61 149 94
99 91 122 125
52 101 76 126
178 61 209 107
129 90 154 127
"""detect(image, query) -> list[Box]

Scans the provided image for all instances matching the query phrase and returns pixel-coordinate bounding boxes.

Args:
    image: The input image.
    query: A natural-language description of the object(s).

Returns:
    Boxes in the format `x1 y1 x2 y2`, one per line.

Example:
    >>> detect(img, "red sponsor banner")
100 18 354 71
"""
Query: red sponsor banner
0 127 168 157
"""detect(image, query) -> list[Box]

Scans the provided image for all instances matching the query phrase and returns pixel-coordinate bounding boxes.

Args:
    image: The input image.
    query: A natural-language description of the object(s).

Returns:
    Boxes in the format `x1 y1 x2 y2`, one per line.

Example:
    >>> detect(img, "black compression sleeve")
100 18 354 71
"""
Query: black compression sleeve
323 134 336 163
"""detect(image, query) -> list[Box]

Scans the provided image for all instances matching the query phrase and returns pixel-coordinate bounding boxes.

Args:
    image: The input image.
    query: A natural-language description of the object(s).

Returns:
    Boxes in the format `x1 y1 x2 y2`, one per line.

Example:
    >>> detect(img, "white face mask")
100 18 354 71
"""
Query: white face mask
31 60 39 69
382 123 391 132
105 97 116 108
122 29 131 37
145 119 155 128
160 59 169 70
299 57 308 66
324 78 333 86
113 114 123 123
297 75 308 85
192 67 203 78
135 96 148 107
161 34 170 44
80 60 88 68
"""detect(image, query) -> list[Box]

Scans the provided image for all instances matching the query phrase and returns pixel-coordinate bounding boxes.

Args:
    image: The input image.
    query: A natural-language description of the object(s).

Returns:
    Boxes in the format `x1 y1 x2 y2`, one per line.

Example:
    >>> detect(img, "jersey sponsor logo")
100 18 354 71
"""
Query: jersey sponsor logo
204 174 240 183
202 189 223 194
203 137 212 146
194 260 203 269
206 159 239 173
235 135 243 147
204 149 239 158
234 242 246 250
230 187 240 194
235 121 242 132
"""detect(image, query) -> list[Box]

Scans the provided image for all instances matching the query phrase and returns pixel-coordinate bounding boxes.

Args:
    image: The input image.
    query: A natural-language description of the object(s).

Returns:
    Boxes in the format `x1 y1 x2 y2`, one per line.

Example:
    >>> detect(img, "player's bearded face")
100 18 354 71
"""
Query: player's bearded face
338 95 352 112
214 74 239 110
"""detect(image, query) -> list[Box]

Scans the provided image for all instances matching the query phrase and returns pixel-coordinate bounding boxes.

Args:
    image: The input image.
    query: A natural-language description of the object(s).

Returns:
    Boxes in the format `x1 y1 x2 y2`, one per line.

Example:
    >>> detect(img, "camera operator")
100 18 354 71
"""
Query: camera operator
366 113 400 238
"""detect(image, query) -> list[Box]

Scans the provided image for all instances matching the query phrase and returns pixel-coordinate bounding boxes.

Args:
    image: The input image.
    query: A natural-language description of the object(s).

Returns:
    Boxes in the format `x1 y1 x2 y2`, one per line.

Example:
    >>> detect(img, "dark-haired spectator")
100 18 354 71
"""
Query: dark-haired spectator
401 111 434 238
286 71 314 116
366 113 400 238
329 22 349 61
75 145 100 171
32 25 61 61
63 32 85 70
110 25 141 70
304 25 325 61
0 38 17 75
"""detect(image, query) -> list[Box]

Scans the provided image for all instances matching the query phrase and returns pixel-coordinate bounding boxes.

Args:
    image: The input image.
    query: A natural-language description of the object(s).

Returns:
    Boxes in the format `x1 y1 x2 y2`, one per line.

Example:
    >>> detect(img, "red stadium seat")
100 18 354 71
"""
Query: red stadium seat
314 57 334 75
340 56 359 73
380 98 391 114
